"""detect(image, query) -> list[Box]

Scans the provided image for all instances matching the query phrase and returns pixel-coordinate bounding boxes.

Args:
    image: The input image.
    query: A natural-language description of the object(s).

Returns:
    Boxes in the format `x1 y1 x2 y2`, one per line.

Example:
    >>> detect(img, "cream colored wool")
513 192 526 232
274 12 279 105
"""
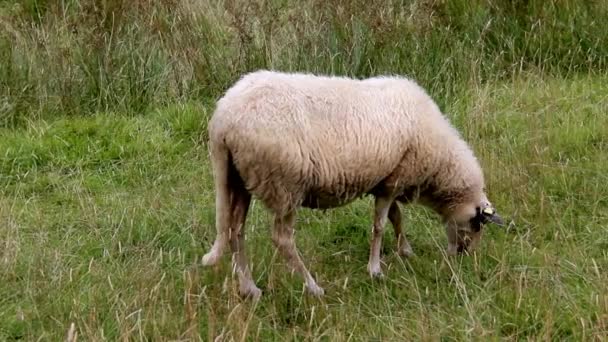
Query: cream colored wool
202 70 504 298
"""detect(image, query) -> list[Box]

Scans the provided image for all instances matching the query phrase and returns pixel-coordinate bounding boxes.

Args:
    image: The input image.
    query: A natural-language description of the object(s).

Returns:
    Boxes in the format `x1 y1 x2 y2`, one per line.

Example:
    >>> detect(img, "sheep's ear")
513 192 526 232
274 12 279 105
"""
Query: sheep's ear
480 207 505 226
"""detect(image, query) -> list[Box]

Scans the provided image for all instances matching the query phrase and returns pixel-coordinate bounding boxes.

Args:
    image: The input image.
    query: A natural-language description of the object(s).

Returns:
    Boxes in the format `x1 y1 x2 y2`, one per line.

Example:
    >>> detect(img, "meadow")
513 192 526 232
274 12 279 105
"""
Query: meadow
1 0 607 340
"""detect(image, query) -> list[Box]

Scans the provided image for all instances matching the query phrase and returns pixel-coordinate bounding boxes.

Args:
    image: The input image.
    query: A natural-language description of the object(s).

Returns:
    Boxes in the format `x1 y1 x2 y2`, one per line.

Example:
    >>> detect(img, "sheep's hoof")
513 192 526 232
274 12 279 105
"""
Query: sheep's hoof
446 244 460 257
398 245 415 258
202 251 221 266
368 264 384 279
239 284 262 300
306 283 325 297
370 270 384 279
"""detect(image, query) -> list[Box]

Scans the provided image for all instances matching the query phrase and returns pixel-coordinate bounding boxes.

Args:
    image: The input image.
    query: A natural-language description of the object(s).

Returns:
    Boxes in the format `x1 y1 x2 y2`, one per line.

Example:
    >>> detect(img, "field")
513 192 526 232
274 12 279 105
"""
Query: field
1 0 607 340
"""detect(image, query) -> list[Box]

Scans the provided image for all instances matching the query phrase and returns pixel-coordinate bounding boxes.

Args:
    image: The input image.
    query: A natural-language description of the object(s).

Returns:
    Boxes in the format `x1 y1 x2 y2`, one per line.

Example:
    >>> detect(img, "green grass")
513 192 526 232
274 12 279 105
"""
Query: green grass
1 73 607 340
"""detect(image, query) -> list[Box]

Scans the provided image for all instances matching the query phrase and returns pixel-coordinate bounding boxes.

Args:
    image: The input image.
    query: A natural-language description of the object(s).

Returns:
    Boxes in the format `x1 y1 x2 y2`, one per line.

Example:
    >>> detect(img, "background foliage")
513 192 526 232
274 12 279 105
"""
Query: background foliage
1 0 606 126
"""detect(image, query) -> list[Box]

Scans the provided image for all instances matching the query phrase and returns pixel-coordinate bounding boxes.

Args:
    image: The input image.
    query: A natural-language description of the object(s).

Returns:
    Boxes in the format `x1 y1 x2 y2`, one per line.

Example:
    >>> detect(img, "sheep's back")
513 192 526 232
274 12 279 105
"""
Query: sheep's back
213 72 415 211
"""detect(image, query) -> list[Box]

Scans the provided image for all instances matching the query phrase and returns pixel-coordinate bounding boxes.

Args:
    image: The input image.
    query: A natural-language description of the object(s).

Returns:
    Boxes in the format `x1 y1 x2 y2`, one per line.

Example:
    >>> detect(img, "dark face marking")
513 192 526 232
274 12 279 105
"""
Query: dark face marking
471 206 505 230
470 208 484 232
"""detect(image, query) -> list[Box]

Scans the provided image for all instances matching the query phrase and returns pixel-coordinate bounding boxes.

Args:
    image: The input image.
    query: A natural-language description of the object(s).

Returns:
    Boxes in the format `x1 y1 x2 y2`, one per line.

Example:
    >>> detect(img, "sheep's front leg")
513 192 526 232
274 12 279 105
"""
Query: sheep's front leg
272 211 324 296
368 197 393 278
446 223 460 256
445 222 475 256
388 201 414 257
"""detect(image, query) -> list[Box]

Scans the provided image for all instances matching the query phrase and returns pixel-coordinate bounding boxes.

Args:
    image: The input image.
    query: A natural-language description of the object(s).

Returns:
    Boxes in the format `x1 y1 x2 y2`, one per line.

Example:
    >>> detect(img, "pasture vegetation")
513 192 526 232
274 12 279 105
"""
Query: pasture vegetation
0 0 607 340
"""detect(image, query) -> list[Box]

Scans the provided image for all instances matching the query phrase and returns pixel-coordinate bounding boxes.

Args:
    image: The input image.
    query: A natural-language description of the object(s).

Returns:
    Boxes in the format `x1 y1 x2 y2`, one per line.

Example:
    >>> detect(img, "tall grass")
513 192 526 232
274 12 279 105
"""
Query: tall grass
1 0 606 127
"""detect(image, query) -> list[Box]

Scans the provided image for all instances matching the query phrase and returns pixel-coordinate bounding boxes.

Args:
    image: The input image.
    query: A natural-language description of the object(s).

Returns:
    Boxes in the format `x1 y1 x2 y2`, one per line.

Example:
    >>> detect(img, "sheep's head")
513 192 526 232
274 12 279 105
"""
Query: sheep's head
472 202 504 229
446 199 504 255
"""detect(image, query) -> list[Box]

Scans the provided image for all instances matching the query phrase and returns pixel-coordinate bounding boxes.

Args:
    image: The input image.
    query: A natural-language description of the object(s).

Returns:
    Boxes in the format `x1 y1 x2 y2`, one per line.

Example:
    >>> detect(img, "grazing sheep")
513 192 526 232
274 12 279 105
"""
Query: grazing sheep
202 70 504 298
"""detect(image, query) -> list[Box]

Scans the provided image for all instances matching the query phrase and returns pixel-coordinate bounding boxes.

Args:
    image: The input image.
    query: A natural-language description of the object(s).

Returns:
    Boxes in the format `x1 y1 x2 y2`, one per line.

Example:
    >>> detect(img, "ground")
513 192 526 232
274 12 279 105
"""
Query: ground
1 73 607 340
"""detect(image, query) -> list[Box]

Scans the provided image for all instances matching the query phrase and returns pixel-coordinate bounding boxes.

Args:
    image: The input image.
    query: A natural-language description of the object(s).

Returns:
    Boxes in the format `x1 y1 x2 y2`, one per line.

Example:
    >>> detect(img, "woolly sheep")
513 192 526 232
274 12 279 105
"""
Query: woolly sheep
201 70 504 298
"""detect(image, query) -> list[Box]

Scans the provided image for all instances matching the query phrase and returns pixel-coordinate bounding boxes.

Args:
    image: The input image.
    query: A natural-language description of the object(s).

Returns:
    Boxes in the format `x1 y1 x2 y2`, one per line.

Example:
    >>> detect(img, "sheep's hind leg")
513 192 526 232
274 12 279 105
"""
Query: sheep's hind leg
388 201 414 257
228 190 261 299
272 211 324 296
368 197 393 278
202 144 231 266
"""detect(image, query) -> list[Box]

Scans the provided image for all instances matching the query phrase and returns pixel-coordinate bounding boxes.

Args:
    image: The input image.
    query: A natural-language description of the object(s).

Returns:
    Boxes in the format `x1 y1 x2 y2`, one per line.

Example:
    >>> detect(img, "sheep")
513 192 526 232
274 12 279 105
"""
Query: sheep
201 70 504 298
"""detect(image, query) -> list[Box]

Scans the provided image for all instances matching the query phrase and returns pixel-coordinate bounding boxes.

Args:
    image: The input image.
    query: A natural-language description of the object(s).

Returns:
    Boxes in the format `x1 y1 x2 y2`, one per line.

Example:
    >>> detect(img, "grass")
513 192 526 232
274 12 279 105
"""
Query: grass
1 73 607 340
1 0 607 127
1 0 608 340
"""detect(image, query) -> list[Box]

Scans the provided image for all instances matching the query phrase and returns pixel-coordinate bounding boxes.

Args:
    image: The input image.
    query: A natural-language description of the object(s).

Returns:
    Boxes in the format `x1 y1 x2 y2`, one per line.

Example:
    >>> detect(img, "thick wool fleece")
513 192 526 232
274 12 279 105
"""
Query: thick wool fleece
208 70 485 218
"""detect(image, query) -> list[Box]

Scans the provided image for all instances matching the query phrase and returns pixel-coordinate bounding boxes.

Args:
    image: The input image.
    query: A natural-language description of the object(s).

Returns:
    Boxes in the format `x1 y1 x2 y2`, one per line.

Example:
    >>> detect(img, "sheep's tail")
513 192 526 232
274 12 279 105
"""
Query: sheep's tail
202 138 236 266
